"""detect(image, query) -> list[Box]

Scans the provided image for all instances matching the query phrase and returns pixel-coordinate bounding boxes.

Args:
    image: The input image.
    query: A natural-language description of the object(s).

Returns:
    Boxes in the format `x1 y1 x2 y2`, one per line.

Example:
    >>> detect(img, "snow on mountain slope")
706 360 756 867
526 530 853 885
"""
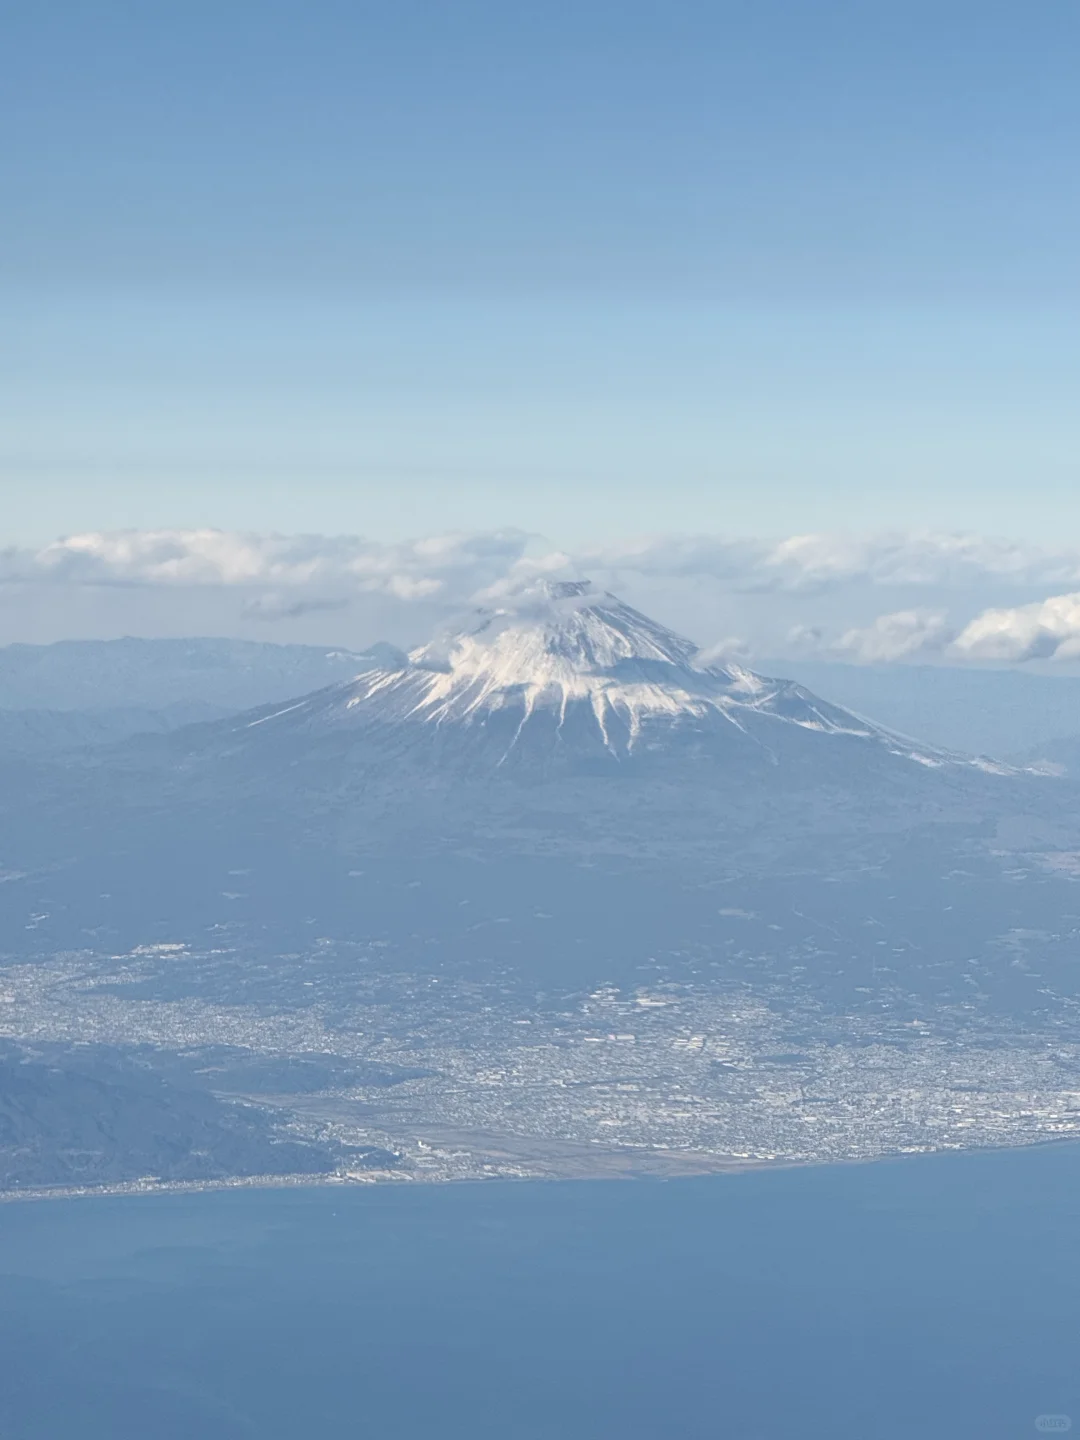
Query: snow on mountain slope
236 581 992 775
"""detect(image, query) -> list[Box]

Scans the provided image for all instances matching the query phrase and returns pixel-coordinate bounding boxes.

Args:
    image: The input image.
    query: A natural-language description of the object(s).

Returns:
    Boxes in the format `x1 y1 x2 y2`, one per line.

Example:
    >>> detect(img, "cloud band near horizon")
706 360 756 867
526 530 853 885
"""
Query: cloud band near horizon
5 526 1080 667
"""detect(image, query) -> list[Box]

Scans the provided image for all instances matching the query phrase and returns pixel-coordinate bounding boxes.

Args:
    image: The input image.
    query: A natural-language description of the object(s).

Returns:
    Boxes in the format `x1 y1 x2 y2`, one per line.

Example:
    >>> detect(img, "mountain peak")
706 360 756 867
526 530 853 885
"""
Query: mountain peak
410 579 703 687
542 578 592 599
236 581 977 776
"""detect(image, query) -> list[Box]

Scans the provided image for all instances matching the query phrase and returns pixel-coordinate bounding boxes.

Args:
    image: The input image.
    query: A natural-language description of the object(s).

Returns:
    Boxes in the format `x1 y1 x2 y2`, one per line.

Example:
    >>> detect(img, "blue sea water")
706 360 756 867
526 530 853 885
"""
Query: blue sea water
1 1145 1079 1439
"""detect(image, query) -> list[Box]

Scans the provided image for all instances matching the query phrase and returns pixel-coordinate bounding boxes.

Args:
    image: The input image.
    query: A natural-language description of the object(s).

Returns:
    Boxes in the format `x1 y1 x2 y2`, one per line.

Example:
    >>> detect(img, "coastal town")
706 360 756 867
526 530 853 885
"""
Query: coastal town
5 936 1080 1193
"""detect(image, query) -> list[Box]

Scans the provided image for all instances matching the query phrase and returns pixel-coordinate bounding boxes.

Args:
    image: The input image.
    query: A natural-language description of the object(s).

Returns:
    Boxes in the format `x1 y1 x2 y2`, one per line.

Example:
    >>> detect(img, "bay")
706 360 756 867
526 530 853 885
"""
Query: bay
2 1143 1079 1438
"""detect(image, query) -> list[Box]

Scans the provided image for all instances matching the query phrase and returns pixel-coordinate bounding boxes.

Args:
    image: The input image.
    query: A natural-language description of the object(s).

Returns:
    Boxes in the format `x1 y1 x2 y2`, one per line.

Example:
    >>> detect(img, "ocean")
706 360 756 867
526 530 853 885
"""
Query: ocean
2 1144 1079 1438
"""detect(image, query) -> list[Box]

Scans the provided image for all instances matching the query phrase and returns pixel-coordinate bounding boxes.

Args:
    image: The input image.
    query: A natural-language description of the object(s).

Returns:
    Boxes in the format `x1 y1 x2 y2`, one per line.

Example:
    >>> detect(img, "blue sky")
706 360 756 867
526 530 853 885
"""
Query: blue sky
5 1 1080 659
4 0 1080 547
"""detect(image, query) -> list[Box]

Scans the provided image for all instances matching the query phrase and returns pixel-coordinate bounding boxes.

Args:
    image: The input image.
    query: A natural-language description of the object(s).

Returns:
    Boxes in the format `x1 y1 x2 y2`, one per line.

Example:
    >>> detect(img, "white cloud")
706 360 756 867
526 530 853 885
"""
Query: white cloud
826 592 1080 667
783 624 827 653
12 528 537 608
582 531 1080 593
952 593 1080 663
8 526 1080 665
694 636 751 666
834 610 953 663
5 526 1080 604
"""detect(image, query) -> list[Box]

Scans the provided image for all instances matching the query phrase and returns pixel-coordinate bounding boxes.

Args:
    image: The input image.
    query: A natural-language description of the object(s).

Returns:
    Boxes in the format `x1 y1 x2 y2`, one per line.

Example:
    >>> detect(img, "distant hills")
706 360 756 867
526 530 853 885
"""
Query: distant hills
0 702 229 755
766 657 1080 759
0 636 405 713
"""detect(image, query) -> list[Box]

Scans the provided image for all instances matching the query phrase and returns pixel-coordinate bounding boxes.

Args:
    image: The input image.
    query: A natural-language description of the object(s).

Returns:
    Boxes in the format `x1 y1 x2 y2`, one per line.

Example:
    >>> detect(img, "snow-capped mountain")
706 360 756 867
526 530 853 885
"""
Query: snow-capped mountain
235 580 975 775
0 582 1060 978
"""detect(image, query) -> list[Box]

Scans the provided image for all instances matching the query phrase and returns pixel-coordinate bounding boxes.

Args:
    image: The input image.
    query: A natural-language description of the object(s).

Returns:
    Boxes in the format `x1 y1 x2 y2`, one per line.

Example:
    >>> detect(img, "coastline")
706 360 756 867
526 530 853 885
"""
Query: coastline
0 1153 778 1206
5 1130 1076 1206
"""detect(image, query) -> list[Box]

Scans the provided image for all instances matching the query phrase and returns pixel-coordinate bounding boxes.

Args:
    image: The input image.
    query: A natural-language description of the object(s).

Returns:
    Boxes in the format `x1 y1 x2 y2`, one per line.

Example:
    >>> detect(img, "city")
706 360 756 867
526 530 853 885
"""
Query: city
5 935 1080 1193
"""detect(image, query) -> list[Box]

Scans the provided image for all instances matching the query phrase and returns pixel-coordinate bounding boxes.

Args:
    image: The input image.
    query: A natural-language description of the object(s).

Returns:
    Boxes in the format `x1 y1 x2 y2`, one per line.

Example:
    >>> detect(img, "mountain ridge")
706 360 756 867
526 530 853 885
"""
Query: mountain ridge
0 635 406 713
